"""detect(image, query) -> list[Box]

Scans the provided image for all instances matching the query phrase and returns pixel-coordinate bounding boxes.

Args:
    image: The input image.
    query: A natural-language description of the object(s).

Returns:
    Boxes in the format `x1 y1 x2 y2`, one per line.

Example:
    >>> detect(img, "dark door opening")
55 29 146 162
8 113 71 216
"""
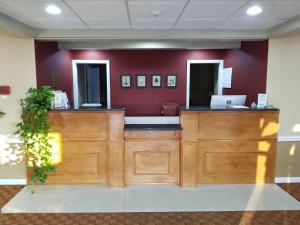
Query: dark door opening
77 64 107 107
189 63 219 106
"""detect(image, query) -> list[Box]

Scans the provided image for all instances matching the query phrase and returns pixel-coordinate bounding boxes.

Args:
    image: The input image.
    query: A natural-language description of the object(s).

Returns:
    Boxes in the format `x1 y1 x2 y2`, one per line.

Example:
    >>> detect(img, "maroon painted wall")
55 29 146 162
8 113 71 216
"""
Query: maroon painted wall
35 40 268 116
223 41 269 105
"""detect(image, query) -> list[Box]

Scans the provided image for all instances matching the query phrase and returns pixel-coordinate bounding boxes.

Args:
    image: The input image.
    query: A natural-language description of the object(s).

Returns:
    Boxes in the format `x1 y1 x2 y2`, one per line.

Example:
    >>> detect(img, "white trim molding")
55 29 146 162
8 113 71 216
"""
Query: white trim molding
275 177 300 183
278 136 300 142
0 179 26 185
125 116 179 124
72 60 111 109
186 60 224 109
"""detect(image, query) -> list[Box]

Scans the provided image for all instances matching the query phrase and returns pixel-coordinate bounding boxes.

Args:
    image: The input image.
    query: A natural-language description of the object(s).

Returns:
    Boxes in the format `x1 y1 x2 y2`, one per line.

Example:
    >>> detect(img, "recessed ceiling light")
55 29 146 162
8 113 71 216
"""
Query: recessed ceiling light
152 10 161 17
45 4 62 15
247 6 263 16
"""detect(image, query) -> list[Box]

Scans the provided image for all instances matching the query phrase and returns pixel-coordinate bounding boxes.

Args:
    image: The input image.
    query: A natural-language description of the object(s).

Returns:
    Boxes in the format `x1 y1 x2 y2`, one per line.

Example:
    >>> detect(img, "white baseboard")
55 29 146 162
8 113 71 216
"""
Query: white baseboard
0 179 26 185
275 177 300 183
278 136 300 142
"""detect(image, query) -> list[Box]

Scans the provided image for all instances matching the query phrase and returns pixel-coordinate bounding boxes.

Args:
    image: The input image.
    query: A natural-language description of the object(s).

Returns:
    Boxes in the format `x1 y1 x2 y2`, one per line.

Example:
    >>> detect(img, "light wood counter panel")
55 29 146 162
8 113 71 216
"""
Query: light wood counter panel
125 141 179 183
27 110 125 186
198 140 277 184
180 111 199 141
180 141 198 187
180 110 279 187
197 111 279 140
125 130 180 184
48 111 108 140
108 142 125 187
125 130 180 140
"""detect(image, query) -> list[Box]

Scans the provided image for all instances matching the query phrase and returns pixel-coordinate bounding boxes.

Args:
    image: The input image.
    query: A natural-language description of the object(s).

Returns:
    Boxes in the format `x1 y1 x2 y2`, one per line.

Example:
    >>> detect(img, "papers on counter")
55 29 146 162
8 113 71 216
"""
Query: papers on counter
229 105 249 109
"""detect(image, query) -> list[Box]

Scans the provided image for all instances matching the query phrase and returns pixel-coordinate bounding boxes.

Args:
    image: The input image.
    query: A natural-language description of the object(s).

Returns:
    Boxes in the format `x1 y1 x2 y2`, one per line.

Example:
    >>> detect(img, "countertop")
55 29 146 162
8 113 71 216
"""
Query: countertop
50 106 126 112
179 106 279 111
124 124 182 131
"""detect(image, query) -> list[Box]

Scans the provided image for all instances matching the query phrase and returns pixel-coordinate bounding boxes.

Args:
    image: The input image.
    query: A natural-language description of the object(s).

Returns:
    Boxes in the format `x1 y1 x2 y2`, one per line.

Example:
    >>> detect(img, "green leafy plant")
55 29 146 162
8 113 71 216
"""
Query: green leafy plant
16 86 55 184
0 111 5 118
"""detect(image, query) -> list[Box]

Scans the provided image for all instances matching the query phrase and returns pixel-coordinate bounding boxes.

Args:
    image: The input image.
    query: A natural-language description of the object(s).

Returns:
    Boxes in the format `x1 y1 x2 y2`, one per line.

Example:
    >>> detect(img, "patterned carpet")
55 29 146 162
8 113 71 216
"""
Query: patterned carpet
0 184 300 225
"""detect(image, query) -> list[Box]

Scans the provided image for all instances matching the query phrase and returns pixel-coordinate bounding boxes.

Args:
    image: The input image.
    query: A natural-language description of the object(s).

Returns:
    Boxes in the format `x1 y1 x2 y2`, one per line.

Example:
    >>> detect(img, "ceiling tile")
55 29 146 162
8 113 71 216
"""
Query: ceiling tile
66 1 128 19
231 1 300 19
0 1 45 28
1 0 78 19
131 19 175 29
181 1 247 19
175 19 221 29
128 2 186 20
38 18 87 29
128 0 187 2
84 18 130 29
216 18 287 30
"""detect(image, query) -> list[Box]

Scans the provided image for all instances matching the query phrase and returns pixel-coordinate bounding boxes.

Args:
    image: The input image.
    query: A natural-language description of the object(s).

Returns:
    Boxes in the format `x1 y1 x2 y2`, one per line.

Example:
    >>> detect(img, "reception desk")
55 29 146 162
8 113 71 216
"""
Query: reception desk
26 107 279 187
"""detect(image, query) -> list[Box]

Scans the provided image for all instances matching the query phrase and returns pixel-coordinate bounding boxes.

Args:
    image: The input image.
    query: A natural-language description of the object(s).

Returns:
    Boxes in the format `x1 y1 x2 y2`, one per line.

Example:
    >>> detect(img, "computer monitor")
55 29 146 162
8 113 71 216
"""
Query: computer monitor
210 95 247 107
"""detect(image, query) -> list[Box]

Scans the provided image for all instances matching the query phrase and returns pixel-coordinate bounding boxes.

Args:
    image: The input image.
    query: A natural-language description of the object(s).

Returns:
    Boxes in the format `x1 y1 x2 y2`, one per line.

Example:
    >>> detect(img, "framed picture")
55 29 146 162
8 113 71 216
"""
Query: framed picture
136 74 147 88
166 74 177 88
151 74 162 88
120 74 131 88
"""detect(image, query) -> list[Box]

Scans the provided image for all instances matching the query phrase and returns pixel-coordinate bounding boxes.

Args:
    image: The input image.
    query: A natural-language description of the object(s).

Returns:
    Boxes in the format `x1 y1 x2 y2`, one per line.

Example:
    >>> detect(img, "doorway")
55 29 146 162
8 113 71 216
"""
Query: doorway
72 60 111 109
186 60 223 108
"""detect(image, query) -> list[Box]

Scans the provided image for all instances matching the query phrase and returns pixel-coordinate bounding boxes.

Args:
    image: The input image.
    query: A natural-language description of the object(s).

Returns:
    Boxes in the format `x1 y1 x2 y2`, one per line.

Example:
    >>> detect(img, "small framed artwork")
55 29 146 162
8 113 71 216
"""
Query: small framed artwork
166 74 177 88
120 74 131 88
136 74 147 88
151 74 162 88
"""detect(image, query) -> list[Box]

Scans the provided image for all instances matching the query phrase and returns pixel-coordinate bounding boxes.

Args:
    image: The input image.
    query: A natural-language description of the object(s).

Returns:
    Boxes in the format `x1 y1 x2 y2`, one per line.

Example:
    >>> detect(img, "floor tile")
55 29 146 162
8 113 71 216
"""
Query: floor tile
62 185 125 213
179 184 245 211
229 184 300 211
124 184 184 212
1 185 75 213
2 184 300 213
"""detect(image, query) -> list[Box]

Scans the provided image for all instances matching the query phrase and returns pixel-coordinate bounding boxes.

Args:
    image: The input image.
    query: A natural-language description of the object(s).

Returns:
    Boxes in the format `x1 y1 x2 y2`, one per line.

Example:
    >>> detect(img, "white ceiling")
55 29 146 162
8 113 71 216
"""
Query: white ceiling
0 0 299 31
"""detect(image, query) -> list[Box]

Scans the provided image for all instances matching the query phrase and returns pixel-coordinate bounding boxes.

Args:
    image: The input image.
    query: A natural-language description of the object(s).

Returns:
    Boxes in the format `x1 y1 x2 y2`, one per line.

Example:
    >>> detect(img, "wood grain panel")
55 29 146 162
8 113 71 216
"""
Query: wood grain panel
32 141 108 184
125 131 180 140
135 152 170 175
198 111 279 140
125 141 179 183
48 111 108 140
198 140 277 184
108 111 124 142
108 142 125 187
180 111 199 141
180 141 198 187
27 111 125 186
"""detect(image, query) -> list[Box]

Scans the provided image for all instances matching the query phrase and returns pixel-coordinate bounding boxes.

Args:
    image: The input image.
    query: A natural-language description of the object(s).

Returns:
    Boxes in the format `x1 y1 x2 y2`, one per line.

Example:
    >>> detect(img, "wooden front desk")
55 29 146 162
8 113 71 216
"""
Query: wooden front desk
26 108 279 187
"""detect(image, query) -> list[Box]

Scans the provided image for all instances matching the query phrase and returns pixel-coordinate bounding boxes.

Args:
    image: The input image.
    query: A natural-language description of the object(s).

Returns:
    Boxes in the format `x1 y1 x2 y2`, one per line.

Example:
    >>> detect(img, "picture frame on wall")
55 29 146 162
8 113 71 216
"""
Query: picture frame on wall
151 74 162 88
166 74 177 88
120 74 131 88
136 74 147 88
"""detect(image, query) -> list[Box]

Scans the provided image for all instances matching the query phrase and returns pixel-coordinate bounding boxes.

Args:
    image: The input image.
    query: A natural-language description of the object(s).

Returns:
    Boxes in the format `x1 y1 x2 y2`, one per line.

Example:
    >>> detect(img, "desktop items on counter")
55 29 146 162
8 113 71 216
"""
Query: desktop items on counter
210 95 247 108
52 90 70 109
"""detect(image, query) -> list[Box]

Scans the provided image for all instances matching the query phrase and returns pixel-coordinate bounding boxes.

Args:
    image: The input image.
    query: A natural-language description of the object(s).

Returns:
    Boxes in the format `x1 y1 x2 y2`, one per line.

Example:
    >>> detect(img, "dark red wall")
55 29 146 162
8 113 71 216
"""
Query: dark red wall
223 41 269 105
35 40 268 116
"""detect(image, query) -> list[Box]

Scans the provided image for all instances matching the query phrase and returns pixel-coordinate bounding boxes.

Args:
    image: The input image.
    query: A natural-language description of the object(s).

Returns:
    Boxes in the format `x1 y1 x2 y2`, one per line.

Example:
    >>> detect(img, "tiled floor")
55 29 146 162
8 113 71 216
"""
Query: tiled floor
2 184 300 213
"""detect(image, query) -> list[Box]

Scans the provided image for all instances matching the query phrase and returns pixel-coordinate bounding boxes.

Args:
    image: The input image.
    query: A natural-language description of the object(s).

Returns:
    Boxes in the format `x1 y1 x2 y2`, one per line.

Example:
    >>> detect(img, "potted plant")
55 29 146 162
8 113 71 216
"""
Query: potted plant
16 86 55 184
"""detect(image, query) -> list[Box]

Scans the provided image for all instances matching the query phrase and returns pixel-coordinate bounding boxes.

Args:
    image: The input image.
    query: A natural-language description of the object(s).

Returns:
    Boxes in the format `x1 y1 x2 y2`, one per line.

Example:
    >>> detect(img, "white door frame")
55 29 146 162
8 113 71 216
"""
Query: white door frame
186 59 224 109
72 60 111 109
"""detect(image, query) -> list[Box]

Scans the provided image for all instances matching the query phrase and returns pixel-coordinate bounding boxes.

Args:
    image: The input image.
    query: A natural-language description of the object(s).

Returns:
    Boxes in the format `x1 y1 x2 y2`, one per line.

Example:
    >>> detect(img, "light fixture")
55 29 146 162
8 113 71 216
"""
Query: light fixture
246 6 263 16
152 10 161 17
45 4 62 15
